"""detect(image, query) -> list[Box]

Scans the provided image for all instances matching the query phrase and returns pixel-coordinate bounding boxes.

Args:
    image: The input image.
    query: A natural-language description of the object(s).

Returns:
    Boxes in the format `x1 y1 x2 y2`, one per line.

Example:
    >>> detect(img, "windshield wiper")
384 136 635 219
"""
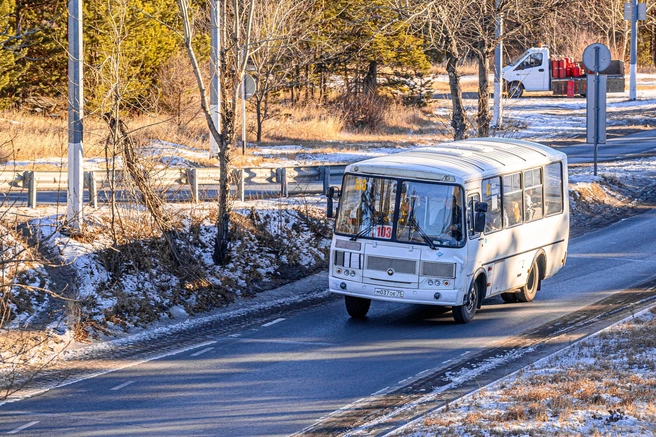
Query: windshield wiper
409 216 437 250
350 215 379 241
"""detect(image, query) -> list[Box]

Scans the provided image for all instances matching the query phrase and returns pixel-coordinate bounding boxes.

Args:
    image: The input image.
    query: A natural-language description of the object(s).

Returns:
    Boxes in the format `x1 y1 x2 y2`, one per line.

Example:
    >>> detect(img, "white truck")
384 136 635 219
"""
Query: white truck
502 46 625 98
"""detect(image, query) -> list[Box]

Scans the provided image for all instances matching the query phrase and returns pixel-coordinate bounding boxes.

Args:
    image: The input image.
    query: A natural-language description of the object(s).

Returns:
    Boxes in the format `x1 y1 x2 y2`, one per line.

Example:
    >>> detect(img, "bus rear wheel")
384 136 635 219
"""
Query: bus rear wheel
345 295 371 318
517 259 540 302
453 280 479 324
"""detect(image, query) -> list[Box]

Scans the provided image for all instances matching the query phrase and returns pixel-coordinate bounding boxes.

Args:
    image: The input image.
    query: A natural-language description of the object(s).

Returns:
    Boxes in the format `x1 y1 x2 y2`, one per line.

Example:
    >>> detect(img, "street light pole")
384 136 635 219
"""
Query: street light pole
67 0 84 230
629 0 638 101
492 0 503 129
209 0 221 158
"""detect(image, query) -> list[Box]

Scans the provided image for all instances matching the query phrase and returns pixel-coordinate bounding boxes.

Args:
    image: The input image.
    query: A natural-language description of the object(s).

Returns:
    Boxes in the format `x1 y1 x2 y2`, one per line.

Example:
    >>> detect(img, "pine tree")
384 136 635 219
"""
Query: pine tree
0 0 17 101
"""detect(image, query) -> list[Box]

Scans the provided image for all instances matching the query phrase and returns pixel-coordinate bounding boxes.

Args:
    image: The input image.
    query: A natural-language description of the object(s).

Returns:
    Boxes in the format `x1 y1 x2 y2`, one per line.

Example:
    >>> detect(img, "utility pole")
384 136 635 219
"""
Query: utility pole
492 0 503 129
630 0 638 101
67 0 84 230
209 0 221 158
626 0 647 101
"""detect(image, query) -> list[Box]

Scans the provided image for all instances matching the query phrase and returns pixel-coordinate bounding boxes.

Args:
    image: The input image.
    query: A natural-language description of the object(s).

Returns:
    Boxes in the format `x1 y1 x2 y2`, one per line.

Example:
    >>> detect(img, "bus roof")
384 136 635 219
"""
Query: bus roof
344 138 567 183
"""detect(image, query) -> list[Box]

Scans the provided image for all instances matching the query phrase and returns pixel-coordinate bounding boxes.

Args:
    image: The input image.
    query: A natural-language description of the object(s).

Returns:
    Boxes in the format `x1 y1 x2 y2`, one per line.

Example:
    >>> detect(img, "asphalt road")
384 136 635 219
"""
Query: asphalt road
558 128 656 164
2 205 656 435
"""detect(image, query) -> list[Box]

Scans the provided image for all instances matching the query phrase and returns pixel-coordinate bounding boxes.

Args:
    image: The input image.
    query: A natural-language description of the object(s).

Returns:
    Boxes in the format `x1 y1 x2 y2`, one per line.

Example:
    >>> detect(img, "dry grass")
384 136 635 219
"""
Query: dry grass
429 60 479 76
403 308 656 436
2 95 447 170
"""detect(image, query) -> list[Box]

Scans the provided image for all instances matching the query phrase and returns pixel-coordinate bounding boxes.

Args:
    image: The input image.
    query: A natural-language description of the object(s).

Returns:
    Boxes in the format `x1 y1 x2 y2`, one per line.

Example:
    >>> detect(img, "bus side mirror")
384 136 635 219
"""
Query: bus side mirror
327 186 340 218
474 213 486 233
473 202 487 233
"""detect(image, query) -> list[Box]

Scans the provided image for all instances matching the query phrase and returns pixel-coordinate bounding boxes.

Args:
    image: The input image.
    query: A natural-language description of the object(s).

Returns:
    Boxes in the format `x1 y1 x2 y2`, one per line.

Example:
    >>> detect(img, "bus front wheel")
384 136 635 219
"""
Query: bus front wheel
517 259 540 302
345 295 371 318
453 280 479 324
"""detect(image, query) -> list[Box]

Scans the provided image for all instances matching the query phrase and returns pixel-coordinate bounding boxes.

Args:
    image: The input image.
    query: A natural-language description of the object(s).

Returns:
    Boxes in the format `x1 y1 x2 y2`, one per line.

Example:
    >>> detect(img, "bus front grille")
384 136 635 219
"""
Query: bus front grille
420 261 456 278
366 256 417 275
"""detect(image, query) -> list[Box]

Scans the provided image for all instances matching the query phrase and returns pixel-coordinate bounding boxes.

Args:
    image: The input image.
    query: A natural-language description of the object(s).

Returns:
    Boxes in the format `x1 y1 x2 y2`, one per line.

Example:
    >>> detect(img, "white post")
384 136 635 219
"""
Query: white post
209 0 221 158
629 0 638 101
492 1 503 129
67 0 84 230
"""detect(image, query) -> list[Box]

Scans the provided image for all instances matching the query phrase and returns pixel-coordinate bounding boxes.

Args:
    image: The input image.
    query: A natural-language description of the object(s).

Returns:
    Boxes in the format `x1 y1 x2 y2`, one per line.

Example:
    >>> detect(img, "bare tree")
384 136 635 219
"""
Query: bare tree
177 0 255 264
422 0 474 140
248 0 316 142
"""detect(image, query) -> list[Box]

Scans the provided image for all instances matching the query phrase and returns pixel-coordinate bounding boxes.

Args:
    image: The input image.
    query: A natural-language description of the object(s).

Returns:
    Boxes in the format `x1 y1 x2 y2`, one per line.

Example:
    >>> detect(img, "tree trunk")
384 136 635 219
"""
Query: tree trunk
445 37 469 141
255 96 263 142
363 60 377 95
212 109 233 265
475 49 491 137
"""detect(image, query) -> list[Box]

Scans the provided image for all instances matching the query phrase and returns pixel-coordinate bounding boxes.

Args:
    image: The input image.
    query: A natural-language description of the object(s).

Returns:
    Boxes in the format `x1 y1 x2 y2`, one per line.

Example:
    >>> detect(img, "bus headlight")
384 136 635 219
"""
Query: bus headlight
350 271 356 277
344 270 350 276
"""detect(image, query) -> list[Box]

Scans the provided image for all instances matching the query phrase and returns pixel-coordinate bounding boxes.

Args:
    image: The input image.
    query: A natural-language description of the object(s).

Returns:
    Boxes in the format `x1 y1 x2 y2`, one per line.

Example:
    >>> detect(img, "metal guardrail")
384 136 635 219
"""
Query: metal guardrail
16 164 347 208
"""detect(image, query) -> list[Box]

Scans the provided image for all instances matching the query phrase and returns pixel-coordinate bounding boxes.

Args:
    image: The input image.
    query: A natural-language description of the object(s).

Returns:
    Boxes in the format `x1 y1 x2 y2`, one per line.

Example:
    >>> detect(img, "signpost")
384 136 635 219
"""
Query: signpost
583 43 611 176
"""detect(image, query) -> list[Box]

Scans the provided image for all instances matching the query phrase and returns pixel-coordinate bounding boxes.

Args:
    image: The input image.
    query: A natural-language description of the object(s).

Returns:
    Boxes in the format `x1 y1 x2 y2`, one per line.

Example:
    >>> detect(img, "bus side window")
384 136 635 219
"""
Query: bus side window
468 194 480 238
545 163 564 216
481 177 502 233
524 168 543 222
503 173 523 228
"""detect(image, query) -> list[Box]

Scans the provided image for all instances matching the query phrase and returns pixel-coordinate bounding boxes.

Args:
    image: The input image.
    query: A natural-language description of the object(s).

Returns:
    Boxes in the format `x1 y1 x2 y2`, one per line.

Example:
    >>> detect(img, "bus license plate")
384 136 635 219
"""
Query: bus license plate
375 288 403 298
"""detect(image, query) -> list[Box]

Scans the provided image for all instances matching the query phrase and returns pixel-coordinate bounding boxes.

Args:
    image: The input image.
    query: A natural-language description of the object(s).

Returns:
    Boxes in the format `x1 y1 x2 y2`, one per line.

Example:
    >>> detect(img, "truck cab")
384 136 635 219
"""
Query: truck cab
502 47 551 96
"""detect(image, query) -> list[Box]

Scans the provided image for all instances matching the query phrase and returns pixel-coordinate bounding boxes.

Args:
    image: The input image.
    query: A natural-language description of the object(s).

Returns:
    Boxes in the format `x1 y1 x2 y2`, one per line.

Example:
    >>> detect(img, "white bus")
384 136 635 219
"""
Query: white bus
328 138 569 323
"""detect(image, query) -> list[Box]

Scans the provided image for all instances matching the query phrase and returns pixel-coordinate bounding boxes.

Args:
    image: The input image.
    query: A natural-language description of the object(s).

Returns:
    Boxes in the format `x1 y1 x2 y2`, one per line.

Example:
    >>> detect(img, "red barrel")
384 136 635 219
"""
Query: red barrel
567 80 575 98
565 66 572 77
551 59 559 76
572 66 581 77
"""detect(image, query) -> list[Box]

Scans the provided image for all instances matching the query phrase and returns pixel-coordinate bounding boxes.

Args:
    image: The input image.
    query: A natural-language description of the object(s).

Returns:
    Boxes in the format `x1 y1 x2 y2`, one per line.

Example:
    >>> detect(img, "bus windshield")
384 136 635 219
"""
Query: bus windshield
335 175 464 247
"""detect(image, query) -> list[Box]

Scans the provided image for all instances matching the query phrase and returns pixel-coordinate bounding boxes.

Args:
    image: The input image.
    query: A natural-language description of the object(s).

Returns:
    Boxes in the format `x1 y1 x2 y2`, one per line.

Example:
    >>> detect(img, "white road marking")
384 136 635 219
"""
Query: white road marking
228 333 241 338
442 359 452 364
7 421 39 434
241 338 333 346
0 340 220 407
371 386 390 396
190 347 214 357
110 381 135 391
461 351 471 356
262 318 285 327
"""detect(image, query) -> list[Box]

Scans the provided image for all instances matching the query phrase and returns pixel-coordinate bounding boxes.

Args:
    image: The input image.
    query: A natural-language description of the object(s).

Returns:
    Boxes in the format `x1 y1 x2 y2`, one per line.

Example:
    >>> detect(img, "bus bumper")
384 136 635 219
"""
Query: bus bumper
329 277 461 306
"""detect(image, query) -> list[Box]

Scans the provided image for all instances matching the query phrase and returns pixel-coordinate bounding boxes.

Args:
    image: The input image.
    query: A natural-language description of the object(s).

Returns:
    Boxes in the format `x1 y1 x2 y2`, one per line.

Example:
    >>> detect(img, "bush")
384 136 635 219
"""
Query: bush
334 92 390 132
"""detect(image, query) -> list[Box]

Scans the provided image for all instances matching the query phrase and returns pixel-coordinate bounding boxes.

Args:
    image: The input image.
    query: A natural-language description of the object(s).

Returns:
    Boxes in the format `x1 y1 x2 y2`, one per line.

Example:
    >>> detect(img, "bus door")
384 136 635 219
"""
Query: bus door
467 192 493 298
475 177 514 295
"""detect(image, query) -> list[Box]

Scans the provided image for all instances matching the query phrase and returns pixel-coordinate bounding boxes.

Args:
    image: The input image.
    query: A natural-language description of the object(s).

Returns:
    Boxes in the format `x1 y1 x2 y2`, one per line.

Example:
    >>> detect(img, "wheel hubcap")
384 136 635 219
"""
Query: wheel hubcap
466 285 476 312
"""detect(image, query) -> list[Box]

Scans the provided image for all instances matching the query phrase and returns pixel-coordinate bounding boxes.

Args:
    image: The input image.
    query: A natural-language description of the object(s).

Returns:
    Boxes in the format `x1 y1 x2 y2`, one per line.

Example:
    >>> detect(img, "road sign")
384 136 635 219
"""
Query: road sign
582 43 611 73
238 74 257 99
584 43 610 176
